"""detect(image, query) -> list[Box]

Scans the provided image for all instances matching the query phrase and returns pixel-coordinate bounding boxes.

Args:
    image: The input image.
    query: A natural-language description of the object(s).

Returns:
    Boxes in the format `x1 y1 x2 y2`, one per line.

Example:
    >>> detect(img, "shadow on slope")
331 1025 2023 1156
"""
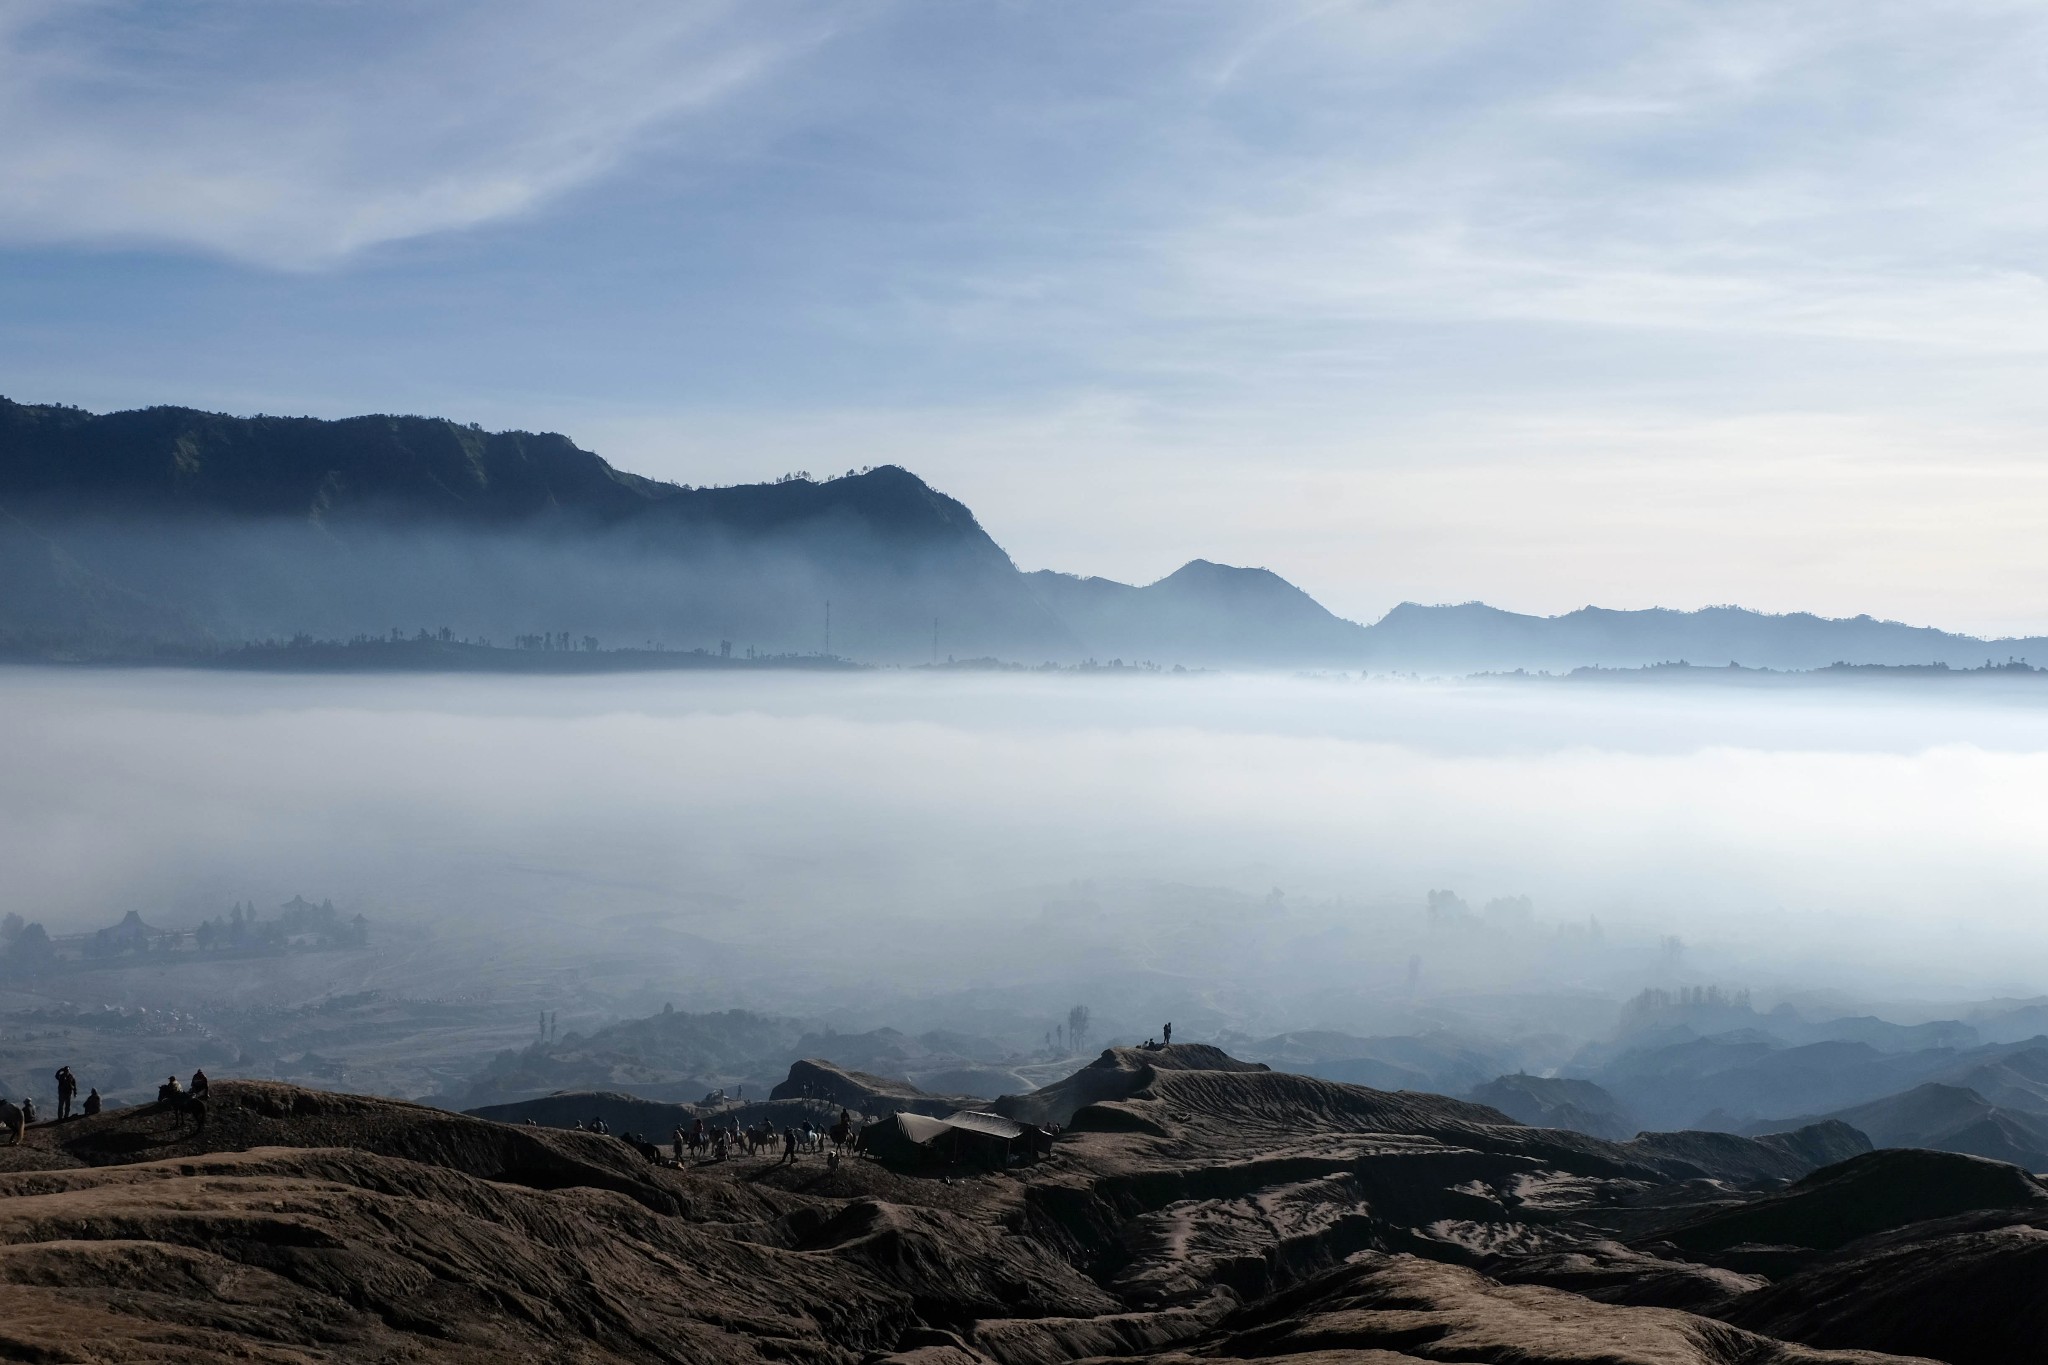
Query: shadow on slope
1648 1147 2048 1258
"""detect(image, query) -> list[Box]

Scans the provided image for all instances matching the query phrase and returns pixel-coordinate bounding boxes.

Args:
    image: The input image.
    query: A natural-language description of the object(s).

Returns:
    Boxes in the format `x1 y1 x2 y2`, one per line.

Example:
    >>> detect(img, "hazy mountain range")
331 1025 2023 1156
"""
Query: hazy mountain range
6 395 2047 671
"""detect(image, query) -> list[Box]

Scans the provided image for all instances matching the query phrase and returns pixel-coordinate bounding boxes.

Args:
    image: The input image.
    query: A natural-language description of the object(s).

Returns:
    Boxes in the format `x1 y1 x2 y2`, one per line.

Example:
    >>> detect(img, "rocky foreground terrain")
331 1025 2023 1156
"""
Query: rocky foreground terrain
1 1044 2040 1363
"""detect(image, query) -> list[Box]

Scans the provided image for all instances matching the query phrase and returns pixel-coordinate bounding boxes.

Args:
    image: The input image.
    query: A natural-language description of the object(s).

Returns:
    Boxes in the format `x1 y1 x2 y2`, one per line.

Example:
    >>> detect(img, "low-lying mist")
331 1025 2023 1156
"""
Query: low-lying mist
4 667 2046 1034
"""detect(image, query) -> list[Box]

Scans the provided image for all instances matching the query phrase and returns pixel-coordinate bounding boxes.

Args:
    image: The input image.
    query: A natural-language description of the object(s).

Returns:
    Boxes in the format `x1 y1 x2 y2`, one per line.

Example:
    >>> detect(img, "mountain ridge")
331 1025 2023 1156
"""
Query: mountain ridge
8 394 2048 671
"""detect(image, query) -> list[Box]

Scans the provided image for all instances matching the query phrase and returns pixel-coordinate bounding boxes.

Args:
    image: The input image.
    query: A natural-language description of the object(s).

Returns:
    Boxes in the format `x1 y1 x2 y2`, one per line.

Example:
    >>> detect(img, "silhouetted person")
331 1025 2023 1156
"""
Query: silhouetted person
82 1088 101 1117
1163 1023 1172 1045
54 1066 76 1120
20 1097 35 1124
782 1127 797 1164
158 1076 182 1104
188 1069 209 1099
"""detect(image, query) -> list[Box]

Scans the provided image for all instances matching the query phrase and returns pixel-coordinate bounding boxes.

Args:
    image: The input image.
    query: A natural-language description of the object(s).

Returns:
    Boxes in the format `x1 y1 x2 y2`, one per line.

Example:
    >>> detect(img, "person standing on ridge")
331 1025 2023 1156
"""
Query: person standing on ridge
54 1066 77 1121
1163 1023 1172 1046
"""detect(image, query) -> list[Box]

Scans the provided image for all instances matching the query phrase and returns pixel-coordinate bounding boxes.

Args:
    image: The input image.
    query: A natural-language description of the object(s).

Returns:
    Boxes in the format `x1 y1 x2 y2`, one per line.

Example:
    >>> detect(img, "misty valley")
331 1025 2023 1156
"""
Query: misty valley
11 401 2048 1363
7 655 2048 1362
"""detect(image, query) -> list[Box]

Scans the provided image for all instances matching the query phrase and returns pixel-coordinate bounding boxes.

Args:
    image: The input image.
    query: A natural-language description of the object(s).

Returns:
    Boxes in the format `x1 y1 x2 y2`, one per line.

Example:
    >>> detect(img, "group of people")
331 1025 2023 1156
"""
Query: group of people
563 1107 865 1169
34 1066 101 1123
27 1067 212 1125
158 1070 208 1102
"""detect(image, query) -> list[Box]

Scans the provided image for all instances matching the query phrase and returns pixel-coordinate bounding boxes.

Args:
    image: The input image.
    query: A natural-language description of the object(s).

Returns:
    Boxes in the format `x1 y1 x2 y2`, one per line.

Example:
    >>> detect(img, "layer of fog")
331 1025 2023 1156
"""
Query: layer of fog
5 666 2048 1038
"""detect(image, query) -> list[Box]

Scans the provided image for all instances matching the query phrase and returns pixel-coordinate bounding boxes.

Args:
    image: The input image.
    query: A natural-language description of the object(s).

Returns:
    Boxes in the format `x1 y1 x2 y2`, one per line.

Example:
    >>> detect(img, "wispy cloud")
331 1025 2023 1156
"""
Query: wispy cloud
0 0 833 268
1095 1 2048 364
13 1 2048 627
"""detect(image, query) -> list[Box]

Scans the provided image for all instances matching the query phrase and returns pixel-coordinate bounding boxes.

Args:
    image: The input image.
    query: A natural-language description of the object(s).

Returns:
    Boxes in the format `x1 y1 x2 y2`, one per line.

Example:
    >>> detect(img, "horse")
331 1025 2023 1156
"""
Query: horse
0 1099 22 1146
157 1092 207 1133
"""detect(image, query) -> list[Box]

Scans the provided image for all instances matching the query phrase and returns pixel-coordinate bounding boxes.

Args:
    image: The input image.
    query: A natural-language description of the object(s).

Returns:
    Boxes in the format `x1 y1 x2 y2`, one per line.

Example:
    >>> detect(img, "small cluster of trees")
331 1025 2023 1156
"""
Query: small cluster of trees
1044 1004 1093 1056
770 468 874 485
191 897 367 953
1620 985 1753 1032
512 632 598 652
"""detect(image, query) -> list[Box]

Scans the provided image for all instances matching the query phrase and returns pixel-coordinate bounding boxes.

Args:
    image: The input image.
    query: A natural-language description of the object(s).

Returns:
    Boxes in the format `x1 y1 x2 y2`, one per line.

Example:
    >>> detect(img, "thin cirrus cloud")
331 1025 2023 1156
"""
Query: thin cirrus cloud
0 0 831 270
1108 0 2048 371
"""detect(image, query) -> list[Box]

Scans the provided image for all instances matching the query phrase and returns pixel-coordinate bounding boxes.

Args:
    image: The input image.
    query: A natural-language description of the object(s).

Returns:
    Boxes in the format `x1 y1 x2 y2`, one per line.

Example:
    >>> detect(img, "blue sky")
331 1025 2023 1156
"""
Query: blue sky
7 1 2048 631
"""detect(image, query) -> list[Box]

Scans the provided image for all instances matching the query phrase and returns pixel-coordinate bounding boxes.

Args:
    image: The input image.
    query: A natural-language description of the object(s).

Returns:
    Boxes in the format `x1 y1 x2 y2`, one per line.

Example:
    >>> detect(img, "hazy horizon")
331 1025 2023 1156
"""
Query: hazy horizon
9 666 2048 1017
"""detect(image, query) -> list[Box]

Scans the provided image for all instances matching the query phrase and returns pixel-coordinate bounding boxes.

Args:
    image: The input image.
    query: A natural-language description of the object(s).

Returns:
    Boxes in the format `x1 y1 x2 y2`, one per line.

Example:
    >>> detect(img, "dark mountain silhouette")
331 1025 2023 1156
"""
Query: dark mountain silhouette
1936 1046 2048 1114
1652 1146 2048 1257
0 398 1082 661
10 394 2048 671
1026 559 1369 665
1615 1120 1873 1186
1746 1081 2048 1171
1363 599 2048 673
1721 1190 2048 1364
1469 1073 1640 1141
1586 1034 1960 1133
